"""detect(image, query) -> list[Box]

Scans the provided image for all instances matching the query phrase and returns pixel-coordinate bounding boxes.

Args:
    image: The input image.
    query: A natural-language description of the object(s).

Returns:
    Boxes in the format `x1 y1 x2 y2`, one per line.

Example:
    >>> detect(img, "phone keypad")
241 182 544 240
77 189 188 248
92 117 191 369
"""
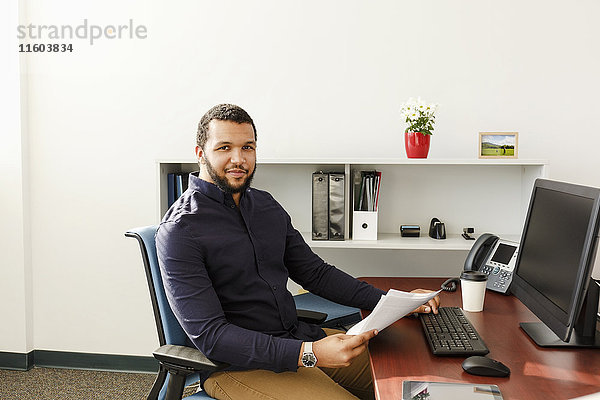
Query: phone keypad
491 271 512 290
480 265 493 275
480 265 512 291
494 271 512 289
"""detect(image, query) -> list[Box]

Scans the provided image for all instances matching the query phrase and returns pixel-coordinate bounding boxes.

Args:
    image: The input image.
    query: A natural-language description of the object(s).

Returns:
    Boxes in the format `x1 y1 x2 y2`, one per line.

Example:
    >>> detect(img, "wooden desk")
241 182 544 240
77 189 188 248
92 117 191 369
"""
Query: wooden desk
361 277 600 400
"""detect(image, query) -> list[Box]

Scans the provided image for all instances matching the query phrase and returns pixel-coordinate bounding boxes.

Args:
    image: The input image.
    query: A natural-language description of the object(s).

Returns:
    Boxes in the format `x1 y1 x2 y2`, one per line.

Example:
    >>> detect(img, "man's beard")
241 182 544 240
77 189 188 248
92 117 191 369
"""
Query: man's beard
203 157 256 194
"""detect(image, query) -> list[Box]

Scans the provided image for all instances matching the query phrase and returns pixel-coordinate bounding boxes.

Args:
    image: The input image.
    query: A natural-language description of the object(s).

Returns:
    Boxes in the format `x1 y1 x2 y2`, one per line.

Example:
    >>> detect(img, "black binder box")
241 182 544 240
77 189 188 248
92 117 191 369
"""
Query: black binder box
312 172 345 241
400 225 420 237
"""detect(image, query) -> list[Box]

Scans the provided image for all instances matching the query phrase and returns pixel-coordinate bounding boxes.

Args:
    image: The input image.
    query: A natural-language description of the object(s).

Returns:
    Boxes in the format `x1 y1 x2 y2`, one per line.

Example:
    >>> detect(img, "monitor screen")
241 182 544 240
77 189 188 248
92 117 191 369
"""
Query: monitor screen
512 178 600 346
516 187 593 314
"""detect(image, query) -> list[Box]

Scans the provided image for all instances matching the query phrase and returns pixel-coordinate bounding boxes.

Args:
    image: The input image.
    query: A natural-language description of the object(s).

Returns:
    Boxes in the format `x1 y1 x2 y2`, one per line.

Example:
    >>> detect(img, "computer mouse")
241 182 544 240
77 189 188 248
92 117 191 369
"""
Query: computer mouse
462 356 510 377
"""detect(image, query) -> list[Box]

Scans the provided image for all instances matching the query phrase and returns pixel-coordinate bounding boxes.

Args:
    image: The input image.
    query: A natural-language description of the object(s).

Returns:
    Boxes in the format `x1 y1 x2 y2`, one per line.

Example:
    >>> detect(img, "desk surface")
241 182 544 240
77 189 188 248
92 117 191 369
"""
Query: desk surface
361 277 600 400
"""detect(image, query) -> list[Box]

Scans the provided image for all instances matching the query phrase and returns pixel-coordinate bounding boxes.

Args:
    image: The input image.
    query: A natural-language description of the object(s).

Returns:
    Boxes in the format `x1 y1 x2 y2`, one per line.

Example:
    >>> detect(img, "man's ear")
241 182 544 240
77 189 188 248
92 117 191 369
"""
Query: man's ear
195 146 205 164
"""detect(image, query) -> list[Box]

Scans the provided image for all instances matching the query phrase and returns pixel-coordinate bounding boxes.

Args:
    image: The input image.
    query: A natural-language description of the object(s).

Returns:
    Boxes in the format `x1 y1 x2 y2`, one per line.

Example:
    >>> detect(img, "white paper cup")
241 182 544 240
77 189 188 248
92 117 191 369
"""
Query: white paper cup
461 271 488 312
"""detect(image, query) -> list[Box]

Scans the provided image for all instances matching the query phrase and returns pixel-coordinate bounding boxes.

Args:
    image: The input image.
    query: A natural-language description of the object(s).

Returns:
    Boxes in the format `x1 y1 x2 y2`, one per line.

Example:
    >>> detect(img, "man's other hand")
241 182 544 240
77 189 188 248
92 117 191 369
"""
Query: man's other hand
410 289 440 314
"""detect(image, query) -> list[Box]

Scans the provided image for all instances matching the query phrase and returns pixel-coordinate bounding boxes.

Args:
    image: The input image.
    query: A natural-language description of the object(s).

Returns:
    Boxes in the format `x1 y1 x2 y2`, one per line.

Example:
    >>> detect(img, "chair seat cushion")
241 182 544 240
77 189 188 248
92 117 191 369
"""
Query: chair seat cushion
293 292 361 329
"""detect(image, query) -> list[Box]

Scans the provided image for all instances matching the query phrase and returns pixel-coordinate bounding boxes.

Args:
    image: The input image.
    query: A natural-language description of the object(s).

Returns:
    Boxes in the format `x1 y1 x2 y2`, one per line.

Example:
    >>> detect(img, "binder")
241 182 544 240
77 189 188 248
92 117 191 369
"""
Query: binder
353 169 363 211
182 173 189 194
167 173 176 208
357 170 381 211
175 174 184 198
175 173 189 197
374 171 382 211
312 172 329 240
328 173 345 240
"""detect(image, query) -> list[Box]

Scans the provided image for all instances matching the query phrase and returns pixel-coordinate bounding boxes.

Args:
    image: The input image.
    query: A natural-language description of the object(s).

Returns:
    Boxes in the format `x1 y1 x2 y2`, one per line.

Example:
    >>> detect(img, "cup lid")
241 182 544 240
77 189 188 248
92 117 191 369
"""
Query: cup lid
460 270 488 281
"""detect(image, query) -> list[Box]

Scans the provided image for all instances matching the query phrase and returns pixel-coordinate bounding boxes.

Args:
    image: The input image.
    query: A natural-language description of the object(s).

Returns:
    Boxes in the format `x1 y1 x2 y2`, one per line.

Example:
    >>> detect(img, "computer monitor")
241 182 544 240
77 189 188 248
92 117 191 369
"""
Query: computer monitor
511 178 600 348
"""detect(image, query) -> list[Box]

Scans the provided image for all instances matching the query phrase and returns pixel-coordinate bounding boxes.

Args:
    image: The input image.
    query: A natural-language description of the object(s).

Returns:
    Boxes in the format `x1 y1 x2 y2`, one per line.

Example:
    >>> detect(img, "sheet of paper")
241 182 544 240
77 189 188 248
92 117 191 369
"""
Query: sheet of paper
346 289 442 335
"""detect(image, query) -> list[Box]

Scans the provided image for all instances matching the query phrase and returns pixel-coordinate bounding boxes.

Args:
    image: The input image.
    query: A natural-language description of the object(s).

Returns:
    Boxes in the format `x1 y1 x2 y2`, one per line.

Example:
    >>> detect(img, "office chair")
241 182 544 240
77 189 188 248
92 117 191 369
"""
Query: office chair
126 225 359 400
126 225 223 400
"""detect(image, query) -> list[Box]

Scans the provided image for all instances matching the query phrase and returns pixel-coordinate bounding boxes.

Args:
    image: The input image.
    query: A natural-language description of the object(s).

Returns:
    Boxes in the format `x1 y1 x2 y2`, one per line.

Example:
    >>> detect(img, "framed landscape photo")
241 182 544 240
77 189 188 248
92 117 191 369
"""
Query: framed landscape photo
479 132 518 159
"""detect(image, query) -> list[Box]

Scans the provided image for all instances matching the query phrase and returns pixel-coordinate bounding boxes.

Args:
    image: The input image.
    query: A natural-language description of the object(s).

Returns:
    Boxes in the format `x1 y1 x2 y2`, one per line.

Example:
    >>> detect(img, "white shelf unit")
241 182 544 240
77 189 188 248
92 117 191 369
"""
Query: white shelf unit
157 158 547 251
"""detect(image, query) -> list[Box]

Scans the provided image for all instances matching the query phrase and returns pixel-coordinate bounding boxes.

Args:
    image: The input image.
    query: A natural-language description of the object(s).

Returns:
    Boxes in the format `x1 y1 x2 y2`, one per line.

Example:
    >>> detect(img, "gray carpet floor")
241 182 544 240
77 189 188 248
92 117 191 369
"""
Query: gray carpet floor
0 367 199 399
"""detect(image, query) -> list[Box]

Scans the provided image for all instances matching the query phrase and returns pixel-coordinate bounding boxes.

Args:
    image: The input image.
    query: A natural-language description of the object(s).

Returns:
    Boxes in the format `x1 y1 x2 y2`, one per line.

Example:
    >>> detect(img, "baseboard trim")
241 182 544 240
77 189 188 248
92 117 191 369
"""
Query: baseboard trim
0 351 34 371
0 350 158 373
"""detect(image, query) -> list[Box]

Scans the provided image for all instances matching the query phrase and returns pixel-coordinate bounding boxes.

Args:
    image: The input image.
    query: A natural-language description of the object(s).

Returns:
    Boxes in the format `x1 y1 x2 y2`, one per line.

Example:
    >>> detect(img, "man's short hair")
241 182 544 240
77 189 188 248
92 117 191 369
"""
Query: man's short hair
197 104 257 148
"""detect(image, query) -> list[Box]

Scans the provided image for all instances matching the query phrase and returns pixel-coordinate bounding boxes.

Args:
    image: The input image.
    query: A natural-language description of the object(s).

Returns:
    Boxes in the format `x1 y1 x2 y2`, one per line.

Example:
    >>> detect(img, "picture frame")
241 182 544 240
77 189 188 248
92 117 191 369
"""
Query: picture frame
479 132 518 159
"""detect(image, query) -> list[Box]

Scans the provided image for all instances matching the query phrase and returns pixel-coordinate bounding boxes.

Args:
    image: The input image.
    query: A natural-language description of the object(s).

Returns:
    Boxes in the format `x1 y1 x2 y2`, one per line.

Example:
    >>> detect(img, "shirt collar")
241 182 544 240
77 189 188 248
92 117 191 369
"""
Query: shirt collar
188 171 247 206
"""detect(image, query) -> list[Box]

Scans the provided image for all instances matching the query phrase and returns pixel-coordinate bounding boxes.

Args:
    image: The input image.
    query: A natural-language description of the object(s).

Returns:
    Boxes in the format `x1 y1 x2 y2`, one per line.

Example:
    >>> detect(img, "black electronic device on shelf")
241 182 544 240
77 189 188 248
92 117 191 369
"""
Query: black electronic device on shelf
462 227 475 240
401 225 420 237
428 218 446 239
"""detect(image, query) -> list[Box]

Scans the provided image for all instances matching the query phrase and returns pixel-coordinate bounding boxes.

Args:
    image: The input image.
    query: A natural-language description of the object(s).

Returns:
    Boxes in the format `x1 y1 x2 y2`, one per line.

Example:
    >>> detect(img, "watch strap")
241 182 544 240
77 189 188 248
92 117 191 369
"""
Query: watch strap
304 342 313 353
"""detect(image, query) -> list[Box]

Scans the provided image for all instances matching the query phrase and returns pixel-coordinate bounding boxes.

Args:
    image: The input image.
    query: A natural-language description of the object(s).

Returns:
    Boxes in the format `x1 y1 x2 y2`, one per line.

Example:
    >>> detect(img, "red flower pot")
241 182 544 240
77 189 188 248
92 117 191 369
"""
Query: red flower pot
404 132 431 158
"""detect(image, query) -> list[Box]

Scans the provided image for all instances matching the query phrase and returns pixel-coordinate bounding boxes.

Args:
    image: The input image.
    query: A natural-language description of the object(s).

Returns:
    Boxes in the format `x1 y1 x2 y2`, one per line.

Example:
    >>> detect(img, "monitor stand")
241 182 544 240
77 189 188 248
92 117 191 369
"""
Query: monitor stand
521 279 600 348
520 322 600 348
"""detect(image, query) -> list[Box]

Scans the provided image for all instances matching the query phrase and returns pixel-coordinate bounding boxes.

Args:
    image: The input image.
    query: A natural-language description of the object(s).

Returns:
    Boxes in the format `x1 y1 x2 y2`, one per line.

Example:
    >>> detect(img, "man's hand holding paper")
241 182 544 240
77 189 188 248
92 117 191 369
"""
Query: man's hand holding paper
408 288 441 314
347 289 441 336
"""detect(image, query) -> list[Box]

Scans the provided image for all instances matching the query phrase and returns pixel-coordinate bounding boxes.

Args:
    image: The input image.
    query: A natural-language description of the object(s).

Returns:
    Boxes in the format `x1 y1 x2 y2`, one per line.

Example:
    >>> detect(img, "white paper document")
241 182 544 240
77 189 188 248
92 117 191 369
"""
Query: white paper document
346 289 442 335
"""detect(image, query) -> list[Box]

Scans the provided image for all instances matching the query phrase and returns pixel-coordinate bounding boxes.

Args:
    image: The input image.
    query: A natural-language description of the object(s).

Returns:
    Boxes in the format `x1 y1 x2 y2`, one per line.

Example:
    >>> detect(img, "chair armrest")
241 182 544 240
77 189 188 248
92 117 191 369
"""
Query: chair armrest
153 344 228 373
296 309 327 325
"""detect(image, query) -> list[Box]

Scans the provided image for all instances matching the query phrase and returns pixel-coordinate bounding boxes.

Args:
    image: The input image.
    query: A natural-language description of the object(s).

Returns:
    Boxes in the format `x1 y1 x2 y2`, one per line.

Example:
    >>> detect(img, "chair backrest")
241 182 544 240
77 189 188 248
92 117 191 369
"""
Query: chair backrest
126 225 191 347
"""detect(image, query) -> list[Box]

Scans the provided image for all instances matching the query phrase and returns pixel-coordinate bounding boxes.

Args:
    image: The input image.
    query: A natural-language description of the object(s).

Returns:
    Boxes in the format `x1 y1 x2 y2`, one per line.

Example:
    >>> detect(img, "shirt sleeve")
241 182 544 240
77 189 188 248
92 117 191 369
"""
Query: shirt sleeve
156 220 302 373
278 205 387 310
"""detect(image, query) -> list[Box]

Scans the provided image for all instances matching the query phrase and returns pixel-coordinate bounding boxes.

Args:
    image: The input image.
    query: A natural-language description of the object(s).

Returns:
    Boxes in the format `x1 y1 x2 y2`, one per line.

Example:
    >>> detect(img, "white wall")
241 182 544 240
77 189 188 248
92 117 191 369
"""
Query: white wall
2 0 599 356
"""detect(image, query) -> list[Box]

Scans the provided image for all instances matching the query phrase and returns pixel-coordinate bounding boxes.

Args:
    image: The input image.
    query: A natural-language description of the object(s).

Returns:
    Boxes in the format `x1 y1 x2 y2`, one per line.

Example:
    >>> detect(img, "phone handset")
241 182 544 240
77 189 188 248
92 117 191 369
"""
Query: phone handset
441 233 500 292
464 233 500 271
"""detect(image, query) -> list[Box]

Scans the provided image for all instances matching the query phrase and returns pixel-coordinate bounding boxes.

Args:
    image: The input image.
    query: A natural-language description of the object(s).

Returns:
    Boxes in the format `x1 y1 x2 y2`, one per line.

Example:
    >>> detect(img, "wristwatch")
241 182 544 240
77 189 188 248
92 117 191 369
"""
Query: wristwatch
301 342 317 368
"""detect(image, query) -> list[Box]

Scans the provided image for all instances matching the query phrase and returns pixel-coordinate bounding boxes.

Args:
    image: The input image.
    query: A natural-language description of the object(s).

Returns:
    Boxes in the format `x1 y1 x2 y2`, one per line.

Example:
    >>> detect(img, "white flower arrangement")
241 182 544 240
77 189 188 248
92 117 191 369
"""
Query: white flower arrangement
400 97 439 135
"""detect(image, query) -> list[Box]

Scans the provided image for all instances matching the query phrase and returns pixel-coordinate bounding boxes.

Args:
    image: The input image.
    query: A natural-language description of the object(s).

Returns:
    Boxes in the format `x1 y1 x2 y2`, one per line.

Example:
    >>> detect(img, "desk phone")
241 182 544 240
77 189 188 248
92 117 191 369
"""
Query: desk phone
479 239 519 293
463 234 520 294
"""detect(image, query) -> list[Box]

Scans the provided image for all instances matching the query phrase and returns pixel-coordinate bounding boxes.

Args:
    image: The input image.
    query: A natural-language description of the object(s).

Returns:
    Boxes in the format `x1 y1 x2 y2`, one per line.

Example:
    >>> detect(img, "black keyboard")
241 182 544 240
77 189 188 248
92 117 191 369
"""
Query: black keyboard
419 307 489 356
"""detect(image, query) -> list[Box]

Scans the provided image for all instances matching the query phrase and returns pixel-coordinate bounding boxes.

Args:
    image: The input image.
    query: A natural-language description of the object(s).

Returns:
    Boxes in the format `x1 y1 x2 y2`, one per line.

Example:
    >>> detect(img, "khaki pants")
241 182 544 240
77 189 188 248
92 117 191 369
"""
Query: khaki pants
203 329 375 400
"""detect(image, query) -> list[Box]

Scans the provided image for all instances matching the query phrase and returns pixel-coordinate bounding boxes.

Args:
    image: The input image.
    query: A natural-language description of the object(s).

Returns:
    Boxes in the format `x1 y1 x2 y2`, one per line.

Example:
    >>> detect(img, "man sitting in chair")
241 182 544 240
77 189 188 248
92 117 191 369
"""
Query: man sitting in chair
156 104 440 400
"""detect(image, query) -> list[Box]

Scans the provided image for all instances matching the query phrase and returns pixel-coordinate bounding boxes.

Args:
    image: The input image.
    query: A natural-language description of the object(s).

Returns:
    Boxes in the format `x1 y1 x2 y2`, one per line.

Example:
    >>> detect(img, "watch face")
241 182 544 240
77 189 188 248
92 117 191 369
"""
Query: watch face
302 353 317 367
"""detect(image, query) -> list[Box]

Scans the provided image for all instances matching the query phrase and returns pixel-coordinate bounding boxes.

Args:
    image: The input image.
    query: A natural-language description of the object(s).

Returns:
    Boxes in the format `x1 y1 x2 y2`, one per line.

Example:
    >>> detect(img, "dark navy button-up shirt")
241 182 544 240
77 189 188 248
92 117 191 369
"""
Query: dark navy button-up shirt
156 172 386 382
